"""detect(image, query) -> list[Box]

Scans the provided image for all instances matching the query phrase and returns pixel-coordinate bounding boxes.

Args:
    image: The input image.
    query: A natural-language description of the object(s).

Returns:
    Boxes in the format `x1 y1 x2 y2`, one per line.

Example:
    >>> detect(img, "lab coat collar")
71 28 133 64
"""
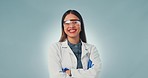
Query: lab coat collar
61 39 89 58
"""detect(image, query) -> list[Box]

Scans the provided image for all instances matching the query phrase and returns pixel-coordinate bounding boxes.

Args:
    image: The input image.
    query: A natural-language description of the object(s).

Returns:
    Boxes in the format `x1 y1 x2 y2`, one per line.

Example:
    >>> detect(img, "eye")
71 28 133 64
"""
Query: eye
73 21 78 24
63 20 81 26
64 20 70 24
75 21 80 24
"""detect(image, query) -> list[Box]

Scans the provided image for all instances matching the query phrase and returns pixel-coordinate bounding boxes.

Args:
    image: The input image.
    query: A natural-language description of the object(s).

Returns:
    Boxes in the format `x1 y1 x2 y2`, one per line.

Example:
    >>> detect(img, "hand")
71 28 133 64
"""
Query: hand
66 70 71 76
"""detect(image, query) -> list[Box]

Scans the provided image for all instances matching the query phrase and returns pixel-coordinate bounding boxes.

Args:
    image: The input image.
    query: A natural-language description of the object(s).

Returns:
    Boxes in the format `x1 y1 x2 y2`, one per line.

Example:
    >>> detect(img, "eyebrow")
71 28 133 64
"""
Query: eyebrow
64 19 80 21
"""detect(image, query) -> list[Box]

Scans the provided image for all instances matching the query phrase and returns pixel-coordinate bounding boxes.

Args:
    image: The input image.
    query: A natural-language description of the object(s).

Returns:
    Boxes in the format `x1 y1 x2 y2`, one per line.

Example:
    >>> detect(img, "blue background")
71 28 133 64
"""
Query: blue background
0 0 148 78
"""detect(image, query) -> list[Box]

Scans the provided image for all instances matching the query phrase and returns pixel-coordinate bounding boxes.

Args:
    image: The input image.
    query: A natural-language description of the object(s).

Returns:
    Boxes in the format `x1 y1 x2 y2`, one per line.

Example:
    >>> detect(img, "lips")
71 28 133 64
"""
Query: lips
68 29 77 33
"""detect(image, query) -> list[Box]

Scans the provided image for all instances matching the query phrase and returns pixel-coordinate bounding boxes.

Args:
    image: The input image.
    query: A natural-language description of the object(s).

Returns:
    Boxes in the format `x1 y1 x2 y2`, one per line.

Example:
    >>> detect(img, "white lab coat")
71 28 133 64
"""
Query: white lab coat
48 40 101 78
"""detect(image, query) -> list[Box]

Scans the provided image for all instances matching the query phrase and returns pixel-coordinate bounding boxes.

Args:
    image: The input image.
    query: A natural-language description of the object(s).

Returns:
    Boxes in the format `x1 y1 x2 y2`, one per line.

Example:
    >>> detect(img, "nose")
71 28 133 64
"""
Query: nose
69 23 75 28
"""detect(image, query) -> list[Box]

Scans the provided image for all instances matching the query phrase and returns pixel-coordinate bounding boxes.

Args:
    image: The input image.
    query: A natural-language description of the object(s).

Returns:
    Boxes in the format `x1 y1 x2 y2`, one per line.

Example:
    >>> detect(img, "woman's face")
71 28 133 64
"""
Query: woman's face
63 13 81 39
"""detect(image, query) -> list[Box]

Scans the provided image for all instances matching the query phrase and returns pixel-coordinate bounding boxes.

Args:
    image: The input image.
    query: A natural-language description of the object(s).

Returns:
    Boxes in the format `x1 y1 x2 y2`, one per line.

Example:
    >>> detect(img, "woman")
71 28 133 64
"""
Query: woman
49 10 101 78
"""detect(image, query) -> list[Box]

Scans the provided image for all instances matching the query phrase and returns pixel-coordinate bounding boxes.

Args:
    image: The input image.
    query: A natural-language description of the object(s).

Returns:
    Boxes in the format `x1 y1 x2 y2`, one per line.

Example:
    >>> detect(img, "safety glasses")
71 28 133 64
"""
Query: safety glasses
63 20 81 27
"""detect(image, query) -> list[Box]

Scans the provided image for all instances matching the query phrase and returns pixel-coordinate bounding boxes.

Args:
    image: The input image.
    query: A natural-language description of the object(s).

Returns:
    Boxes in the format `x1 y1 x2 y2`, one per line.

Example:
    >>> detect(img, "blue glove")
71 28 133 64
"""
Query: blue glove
62 68 69 72
87 59 94 69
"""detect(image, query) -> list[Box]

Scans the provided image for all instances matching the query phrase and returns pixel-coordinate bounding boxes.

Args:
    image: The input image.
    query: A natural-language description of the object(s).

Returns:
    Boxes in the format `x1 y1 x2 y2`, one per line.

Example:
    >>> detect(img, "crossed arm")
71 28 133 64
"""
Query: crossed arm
48 44 101 78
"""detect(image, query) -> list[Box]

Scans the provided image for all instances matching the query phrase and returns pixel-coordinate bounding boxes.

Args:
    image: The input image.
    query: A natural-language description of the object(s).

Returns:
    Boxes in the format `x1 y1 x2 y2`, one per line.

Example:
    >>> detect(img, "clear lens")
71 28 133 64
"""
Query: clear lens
64 20 80 27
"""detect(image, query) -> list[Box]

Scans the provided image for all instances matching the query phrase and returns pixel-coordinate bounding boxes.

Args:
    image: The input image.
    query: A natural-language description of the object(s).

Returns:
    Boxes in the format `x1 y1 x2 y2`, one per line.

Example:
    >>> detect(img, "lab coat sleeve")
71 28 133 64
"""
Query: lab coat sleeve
71 45 102 78
48 43 70 78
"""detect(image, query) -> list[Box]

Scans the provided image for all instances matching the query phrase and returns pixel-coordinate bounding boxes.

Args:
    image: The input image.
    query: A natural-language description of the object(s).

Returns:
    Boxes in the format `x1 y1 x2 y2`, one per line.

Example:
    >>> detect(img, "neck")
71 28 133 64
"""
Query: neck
67 36 80 44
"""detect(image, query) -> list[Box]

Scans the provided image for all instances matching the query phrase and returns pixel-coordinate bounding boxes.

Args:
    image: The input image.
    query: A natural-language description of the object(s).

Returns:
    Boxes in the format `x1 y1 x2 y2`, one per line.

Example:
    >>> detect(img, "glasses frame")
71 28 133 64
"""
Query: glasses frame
63 20 81 27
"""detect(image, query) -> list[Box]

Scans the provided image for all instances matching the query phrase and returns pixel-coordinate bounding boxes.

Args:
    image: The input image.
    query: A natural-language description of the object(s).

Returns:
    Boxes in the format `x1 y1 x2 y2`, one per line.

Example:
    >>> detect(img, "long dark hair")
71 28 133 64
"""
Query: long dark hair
59 10 87 43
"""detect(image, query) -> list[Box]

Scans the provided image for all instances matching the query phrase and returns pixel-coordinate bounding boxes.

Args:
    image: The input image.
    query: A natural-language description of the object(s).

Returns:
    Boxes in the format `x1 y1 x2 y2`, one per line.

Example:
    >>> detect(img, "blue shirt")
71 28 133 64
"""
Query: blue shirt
68 40 83 69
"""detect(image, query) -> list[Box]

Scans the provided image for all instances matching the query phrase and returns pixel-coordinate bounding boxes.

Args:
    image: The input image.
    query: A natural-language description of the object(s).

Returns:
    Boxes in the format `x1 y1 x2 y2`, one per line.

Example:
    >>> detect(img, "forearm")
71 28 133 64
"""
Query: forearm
70 65 101 78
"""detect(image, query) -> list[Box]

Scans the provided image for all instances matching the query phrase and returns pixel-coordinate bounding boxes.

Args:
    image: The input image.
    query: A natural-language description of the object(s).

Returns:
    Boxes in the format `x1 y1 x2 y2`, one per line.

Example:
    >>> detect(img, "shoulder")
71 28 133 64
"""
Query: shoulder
82 42 96 49
50 42 61 46
82 42 100 54
49 42 62 49
49 41 68 49
48 42 63 56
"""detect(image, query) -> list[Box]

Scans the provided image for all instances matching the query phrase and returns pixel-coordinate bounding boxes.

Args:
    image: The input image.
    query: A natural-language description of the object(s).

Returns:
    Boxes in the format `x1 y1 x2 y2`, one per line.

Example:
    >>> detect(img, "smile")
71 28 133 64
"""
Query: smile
68 29 77 33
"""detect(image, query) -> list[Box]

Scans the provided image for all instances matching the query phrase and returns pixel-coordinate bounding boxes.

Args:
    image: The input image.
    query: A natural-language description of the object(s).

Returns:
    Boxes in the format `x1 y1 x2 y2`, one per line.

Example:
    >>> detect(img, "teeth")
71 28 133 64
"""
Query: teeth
69 29 76 33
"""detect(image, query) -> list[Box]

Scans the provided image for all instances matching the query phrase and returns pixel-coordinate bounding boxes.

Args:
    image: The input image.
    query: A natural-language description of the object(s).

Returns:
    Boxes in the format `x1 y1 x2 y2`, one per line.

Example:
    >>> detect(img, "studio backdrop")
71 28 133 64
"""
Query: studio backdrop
0 0 148 78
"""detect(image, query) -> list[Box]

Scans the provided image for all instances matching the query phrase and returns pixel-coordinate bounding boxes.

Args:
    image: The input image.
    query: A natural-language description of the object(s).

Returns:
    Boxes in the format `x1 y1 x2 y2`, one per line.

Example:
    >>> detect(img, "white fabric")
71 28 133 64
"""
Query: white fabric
48 40 101 78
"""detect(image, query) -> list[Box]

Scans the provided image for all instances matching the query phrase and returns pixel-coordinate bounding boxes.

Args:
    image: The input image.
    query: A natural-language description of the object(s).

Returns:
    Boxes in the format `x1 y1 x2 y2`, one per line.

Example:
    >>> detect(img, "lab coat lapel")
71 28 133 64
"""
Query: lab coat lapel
61 40 89 58
61 40 75 55
81 42 89 59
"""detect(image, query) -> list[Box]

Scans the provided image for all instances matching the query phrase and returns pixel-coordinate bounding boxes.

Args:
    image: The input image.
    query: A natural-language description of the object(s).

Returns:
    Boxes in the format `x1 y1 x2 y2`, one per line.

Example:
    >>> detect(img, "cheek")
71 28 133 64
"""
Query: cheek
78 26 81 32
64 28 67 33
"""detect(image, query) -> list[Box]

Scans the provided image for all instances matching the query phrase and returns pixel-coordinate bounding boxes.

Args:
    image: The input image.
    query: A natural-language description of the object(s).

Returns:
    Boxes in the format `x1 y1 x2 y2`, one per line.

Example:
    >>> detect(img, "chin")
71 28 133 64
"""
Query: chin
67 34 79 38
68 35 77 38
